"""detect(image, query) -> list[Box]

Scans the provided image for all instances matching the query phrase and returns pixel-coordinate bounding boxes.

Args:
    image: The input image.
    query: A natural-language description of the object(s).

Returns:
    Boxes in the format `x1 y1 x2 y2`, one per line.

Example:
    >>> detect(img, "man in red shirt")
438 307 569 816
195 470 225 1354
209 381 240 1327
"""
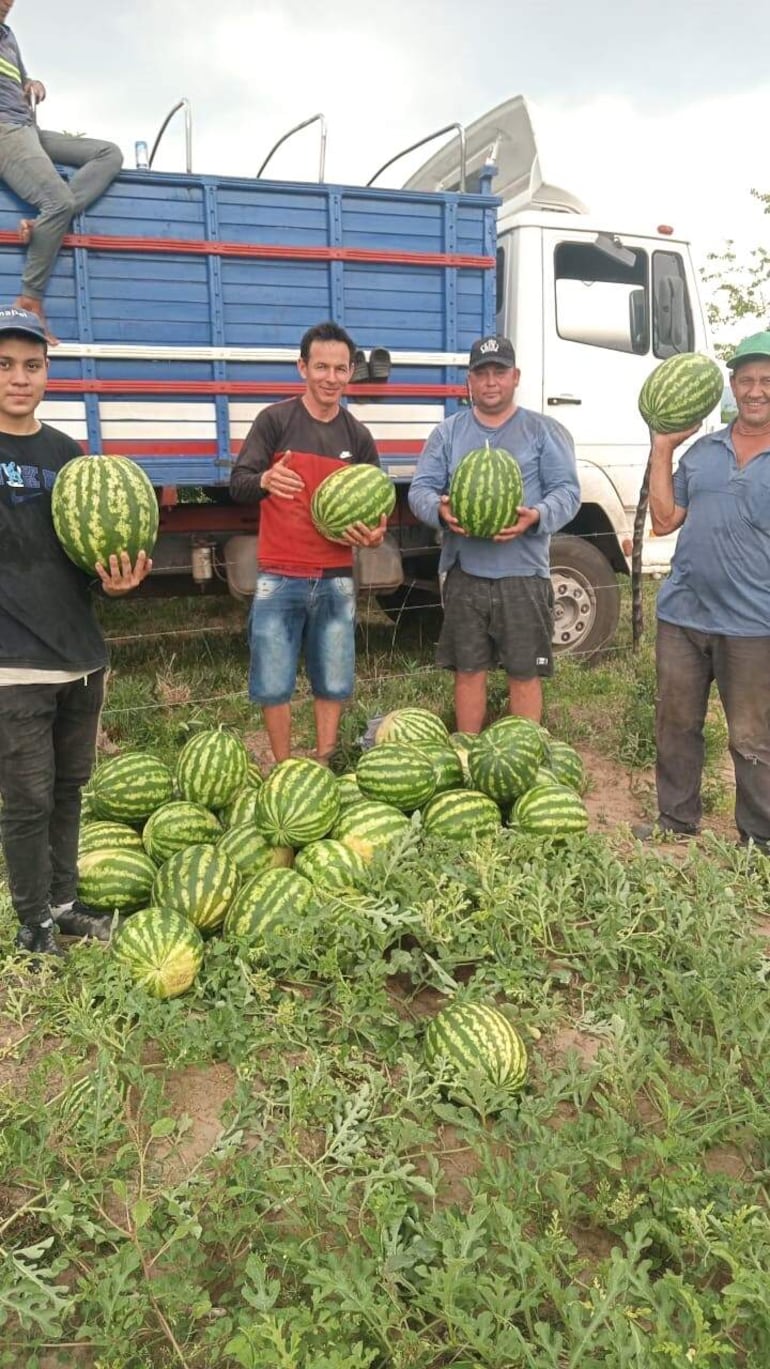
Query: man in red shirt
231 321 386 764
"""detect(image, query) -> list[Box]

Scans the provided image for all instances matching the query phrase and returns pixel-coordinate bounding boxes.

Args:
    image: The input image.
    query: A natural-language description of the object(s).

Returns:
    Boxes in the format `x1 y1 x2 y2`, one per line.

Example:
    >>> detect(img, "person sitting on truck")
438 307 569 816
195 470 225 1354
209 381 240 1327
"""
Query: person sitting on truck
230 320 387 766
0 0 123 345
408 335 580 731
0 306 152 960
638 329 770 850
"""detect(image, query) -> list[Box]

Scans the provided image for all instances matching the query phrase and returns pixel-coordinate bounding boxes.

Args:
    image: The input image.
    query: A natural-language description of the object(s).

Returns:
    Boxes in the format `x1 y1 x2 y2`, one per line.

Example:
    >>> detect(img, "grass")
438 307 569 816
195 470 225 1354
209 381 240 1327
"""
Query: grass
1 580 763 1368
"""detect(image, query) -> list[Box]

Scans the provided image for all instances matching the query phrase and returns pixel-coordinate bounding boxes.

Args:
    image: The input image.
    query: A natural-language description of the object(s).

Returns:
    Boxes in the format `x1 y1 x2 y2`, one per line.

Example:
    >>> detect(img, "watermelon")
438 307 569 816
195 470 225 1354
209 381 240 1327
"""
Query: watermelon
418 743 466 795
512 783 589 836
543 740 586 794
218 823 293 877
176 728 249 810
244 760 264 790
449 731 475 783
332 799 410 862
112 906 204 999
425 1001 528 1094
374 708 449 747
448 442 524 539
638 353 723 435
90 753 174 824
151 843 240 931
310 463 396 541
77 848 158 913
256 758 340 847
142 801 222 864
336 772 364 812
355 743 436 812
78 821 143 856
220 786 262 829
294 838 368 892
422 789 502 839
469 721 543 805
223 867 314 942
51 454 159 574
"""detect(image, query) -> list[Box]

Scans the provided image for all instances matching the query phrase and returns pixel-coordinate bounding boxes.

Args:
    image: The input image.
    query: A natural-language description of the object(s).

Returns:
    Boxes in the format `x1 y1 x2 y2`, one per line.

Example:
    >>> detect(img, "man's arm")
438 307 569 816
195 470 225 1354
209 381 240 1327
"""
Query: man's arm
649 431 695 535
408 424 450 530
531 421 581 536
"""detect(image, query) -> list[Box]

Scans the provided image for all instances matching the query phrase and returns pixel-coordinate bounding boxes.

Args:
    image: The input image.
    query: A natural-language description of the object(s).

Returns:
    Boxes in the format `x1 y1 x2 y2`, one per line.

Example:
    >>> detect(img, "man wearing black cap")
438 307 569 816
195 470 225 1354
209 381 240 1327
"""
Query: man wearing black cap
0 306 151 959
409 335 580 730
643 330 770 847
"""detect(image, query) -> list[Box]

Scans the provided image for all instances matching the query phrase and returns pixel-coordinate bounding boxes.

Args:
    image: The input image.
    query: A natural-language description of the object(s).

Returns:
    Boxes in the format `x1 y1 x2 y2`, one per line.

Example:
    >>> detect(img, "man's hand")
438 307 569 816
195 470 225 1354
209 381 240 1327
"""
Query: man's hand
96 549 153 596
338 514 388 548
260 450 304 500
438 495 468 536
651 422 703 456
493 506 541 541
23 80 46 105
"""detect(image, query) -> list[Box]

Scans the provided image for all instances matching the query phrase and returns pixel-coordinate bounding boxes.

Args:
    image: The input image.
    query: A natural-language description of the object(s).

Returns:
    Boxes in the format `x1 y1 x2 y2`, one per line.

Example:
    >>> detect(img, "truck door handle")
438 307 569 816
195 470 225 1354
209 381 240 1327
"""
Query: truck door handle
547 395 582 406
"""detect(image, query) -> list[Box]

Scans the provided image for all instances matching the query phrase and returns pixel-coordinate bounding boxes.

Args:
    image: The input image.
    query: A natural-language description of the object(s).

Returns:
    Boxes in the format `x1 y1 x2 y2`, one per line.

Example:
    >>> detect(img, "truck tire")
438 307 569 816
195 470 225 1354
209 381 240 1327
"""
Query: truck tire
550 534 620 659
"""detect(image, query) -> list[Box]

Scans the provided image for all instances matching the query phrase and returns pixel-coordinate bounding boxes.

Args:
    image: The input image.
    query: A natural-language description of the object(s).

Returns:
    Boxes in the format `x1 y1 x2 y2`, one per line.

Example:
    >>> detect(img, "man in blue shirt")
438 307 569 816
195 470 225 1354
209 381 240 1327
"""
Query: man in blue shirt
0 0 122 344
408 335 580 730
647 330 770 847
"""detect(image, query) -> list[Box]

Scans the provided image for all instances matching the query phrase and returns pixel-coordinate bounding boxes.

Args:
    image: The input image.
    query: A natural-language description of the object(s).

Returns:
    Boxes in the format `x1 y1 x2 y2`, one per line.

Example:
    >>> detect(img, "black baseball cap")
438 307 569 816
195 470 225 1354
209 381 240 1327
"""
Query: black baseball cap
0 305 48 346
468 335 516 371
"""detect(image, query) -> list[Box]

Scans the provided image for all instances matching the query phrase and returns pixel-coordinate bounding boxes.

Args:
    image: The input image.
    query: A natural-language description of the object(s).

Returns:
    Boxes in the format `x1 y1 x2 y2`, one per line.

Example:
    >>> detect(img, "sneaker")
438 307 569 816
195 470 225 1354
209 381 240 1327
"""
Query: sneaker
14 924 38 953
14 920 66 959
52 899 114 941
631 821 697 842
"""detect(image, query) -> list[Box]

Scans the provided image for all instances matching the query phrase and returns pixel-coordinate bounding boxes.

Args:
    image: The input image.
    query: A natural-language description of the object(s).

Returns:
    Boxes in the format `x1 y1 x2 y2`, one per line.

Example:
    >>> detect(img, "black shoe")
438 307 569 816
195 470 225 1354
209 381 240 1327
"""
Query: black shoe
14 920 66 959
350 349 370 384
631 821 697 842
14 924 38 953
52 900 114 941
368 346 391 382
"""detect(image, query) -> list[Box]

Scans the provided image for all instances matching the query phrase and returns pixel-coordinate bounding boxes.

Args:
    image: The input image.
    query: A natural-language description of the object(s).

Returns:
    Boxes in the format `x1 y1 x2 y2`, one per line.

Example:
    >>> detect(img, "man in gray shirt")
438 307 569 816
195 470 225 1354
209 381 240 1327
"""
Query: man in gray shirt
409 335 580 731
0 0 122 344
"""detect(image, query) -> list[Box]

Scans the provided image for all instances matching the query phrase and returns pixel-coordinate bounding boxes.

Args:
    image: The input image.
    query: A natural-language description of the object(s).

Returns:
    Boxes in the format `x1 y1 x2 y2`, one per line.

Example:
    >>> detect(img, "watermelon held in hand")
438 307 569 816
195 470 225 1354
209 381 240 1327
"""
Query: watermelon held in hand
310 463 396 540
449 441 524 538
638 353 723 435
51 454 159 573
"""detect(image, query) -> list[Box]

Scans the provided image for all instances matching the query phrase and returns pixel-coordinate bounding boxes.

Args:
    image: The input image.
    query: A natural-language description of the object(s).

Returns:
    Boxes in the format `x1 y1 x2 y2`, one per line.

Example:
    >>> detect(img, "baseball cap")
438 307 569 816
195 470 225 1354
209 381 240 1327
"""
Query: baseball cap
0 305 48 345
468 335 516 371
725 331 770 370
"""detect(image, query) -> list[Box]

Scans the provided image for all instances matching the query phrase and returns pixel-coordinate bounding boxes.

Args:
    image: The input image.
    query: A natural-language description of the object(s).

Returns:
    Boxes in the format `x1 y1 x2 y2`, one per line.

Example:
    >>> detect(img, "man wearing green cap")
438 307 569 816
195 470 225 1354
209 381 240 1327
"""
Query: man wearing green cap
643 330 770 848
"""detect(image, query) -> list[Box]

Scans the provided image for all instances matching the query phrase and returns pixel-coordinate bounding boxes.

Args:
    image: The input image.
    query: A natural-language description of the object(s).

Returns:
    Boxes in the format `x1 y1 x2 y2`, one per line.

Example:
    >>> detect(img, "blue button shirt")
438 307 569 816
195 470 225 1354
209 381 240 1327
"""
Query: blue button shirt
656 425 770 636
408 406 580 579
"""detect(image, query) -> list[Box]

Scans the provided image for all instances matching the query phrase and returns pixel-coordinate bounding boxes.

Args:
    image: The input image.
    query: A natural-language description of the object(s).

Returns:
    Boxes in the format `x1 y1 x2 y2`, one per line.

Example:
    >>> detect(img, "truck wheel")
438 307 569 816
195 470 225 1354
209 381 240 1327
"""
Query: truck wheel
550 535 620 659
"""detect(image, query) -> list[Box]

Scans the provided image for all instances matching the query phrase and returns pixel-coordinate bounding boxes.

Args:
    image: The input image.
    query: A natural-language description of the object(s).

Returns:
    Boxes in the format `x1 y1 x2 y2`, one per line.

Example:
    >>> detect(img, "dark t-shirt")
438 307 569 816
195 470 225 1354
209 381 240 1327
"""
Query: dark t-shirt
0 425 108 671
230 397 379 575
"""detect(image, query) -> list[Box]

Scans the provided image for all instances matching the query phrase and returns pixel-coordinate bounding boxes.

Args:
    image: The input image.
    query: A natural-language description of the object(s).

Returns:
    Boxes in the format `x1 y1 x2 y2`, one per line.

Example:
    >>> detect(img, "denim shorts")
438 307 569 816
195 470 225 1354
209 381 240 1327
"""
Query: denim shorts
247 573 356 705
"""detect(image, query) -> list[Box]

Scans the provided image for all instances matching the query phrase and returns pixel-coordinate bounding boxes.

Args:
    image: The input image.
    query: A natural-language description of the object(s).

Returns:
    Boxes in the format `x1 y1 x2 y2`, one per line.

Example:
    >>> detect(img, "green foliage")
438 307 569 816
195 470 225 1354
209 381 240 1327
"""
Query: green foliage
702 189 770 355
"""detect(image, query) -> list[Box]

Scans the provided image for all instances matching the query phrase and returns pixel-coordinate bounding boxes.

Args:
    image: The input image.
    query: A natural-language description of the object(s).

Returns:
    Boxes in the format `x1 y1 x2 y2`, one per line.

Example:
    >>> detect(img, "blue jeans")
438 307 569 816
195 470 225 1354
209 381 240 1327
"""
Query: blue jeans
248 574 356 706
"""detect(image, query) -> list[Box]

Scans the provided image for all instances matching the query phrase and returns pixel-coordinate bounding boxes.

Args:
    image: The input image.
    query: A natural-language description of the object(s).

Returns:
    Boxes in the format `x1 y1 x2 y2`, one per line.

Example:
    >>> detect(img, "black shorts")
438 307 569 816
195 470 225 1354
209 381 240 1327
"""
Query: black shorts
437 565 554 678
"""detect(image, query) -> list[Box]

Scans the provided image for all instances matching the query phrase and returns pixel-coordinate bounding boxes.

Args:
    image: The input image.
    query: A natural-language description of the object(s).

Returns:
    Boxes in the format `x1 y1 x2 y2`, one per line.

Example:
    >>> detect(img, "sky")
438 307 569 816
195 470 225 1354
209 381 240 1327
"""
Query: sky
13 0 770 335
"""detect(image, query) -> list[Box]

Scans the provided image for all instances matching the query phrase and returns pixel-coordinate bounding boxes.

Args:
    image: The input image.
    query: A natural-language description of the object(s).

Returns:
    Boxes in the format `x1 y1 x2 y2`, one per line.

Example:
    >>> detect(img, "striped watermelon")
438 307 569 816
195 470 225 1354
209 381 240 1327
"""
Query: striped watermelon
142 801 222 863
544 740 586 794
151 843 240 931
638 353 723 434
355 743 436 812
218 823 293 877
244 760 264 790
512 782 589 836
332 799 410 862
77 848 158 913
337 772 364 812
294 838 368 892
78 821 143 856
112 906 204 998
310 463 396 540
51 454 159 574
220 786 262 829
374 708 449 747
425 1001 528 1094
256 758 340 847
422 789 502 839
90 753 174 824
469 721 543 805
418 743 466 795
176 728 249 810
223 867 314 942
449 731 475 783
449 442 524 538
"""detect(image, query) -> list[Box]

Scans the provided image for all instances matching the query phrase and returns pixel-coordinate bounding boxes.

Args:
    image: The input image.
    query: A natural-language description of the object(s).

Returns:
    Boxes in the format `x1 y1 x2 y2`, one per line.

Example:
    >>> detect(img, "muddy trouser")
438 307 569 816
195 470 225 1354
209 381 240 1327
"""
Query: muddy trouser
0 124 123 299
0 671 105 926
655 620 770 844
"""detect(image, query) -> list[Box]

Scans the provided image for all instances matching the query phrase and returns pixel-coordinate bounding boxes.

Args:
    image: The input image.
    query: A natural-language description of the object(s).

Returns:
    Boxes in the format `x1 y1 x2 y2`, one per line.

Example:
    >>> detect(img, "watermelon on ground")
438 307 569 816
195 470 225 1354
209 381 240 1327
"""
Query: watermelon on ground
424 1001 528 1095
152 843 240 931
142 800 222 863
220 786 262 829
332 799 410 862
77 848 158 913
176 728 249 811
355 743 436 812
112 906 204 999
421 789 502 839
294 838 367 892
374 708 449 747
256 758 340 847
543 740 586 794
51 453 159 574
78 821 143 856
449 442 524 538
218 823 293 878
223 867 314 943
512 782 589 836
418 743 466 795
90 753 174 824
469 720 543 805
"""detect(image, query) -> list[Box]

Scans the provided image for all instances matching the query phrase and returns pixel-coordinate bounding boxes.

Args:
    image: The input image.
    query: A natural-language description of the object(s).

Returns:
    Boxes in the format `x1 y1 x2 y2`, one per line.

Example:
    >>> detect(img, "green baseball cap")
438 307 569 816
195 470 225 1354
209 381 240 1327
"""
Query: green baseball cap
726 331 770 370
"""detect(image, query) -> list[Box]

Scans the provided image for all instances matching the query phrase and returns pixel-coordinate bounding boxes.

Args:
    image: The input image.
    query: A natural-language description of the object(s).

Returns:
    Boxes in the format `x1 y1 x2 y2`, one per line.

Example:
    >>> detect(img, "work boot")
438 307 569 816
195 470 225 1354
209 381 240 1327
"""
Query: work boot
631 820 697 842
14 919 67 959
14 923 38 952
51 899 114 941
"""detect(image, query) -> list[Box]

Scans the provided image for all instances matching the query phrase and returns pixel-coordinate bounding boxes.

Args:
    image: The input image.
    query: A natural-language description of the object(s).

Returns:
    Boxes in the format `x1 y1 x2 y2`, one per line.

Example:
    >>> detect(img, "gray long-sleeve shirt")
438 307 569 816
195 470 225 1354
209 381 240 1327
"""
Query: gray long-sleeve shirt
408 406 581 579
0 25 31 126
